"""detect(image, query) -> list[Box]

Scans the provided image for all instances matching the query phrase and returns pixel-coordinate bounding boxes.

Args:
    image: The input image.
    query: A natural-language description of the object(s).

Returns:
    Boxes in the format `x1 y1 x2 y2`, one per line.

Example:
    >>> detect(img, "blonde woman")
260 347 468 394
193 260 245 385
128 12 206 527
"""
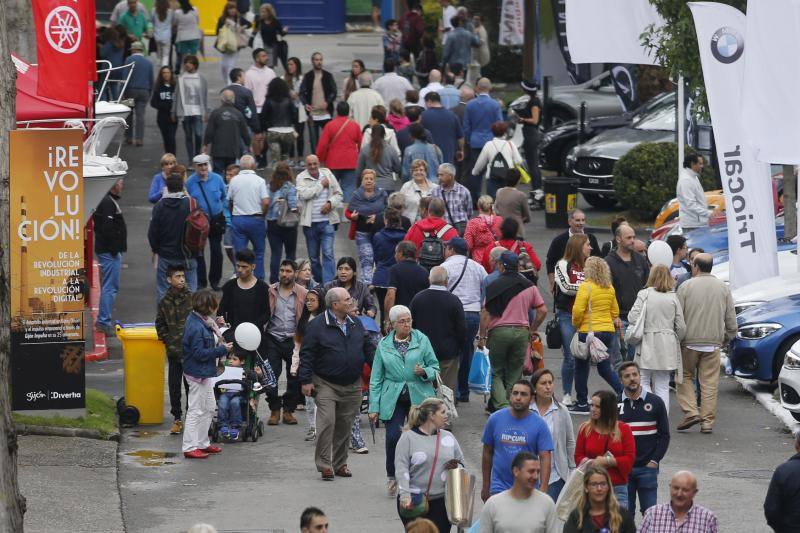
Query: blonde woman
399 159 434 221
463 195 501 262
570 257 623 413
253 3 287 69
215 2 247 83
563 465 636 533
625 264 686 412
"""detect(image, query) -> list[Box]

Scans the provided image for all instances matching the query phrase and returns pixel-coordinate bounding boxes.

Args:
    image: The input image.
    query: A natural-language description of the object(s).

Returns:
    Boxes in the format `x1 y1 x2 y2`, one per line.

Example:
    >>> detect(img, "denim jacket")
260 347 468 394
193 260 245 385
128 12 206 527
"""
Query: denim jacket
266 182 298 221
182 313 228 378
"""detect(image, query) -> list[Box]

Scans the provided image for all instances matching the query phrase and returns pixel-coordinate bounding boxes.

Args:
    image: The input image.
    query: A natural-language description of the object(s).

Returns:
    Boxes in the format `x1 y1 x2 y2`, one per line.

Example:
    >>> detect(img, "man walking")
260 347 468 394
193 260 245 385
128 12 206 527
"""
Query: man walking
296 155 344 284
185 154 227 290
122 41 153 147
347 72 385 128
481 380 553 501
244 48 276 168
640 471 718 532
421 92 464 165
265 260 308 426
431 163 472 235
94 179 127 336
675 253 736 434
479 452 559 533
225 68 259 135
383 240 430 319
677 153 709 231
464 78 502 204
372 59 413 108
618 362 670 518
403 197 459 253
764 432 800 533
203 89 251 175
479 252 547 411
410 266 466 391
227 155 269 280
545 209 601 290
299 288 377 480
148 173 199 300
442 16 480 73
300 52 338 154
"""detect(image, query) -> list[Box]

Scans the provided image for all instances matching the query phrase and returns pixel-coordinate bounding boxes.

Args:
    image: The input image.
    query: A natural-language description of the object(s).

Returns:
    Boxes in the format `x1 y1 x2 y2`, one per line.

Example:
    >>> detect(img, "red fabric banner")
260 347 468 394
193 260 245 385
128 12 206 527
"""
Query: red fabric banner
33 0 93 106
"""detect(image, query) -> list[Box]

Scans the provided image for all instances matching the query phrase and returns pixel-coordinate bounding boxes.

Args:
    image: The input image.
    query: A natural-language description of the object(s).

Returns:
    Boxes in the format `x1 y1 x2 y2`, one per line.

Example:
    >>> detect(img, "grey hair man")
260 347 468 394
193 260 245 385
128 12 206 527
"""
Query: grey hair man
203 88 251 175
226 150 269 279
545 208 601 290
383 240 430 326
299 286 377 480
481 246 508 300
347 71 385 127
431 162 473 233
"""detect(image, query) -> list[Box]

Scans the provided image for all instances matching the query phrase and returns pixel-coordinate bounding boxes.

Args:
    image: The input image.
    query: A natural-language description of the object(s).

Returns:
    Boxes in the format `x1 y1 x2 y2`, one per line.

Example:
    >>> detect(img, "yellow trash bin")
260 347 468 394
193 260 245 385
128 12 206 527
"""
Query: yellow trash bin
116 323 167 425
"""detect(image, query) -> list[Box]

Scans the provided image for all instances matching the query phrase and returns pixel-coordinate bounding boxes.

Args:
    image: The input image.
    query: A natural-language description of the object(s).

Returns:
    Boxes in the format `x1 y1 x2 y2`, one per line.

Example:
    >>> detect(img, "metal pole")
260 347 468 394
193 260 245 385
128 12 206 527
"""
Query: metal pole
578 102 587 145
677 75 685 177
543 76 552 129
535 0 542 84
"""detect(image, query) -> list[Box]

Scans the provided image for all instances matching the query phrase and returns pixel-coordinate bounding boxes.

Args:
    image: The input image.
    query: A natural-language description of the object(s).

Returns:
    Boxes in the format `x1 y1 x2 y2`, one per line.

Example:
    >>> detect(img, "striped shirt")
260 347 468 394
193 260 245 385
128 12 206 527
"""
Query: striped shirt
618 390 670 467
310 175 331 223
640 503 718 533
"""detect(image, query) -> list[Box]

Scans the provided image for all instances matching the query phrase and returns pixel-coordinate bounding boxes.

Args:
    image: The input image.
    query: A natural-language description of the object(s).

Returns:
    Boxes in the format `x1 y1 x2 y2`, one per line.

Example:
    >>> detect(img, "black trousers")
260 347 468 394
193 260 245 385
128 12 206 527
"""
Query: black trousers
308 118 330 154
397 496 451 533
265 334 299 412
156 112 177 156
168 358 190 420
374 287 388 329
196 230 223 288
522 125 542 190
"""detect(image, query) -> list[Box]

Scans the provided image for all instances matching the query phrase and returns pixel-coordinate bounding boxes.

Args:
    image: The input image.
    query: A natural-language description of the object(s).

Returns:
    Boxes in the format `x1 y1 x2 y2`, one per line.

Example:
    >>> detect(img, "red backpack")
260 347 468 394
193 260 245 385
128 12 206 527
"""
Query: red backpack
184 196 209 255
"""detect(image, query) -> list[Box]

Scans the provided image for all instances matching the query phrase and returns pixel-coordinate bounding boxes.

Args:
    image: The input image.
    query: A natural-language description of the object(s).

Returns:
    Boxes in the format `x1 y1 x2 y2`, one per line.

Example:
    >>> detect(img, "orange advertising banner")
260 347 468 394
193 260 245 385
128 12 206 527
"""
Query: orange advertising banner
10 129 86 411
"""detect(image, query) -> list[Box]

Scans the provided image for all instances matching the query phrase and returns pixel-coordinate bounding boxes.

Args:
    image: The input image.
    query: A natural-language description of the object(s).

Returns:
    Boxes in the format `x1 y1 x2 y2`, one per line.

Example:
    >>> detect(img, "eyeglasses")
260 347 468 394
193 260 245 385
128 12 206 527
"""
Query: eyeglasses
395 318 412 325
588 482 608 488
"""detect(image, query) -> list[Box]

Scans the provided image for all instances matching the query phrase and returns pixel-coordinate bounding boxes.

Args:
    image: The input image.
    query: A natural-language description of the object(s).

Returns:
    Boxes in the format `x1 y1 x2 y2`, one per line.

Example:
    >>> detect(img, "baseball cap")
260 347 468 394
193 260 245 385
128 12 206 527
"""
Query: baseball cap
130 41 144 52
192 154 211 165
445 236 468 255
500 251 519 269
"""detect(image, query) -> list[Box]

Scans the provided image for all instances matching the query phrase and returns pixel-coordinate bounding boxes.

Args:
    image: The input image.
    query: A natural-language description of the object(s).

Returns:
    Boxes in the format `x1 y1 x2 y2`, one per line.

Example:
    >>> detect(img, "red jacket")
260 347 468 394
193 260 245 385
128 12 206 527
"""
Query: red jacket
575 423 636 486
481 238 542 272
316 116 362 170
404 216 459 250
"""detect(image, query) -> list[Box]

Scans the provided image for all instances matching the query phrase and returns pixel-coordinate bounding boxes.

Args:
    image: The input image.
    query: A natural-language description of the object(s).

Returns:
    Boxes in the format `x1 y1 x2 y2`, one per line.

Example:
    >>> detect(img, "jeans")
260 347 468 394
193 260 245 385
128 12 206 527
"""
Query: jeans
217 391 243 427
156 112 177 155
124 88 150 142
383 402 410 478
458 311 481 399
332 169 356 203
196 230 224 288
628 465 659 517
267 220 298 283
573 331 623 406
231 215 267 280
308 118 330 154
96 252 121 327
156 256 198 303
265 335 299 412
614 484 629 510
303 221 336 284
557 310 576 395
546 478 566 502
168 358 189 420
219 51 238 84
355 231 375 285
182 115 204 162
487 326 529 409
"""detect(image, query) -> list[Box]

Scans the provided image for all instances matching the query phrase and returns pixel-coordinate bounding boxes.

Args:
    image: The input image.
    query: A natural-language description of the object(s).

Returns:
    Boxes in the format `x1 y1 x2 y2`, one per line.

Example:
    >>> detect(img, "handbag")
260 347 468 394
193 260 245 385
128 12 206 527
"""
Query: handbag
276 197 300 228
197 181 227 237
523 334 544 375
516 164 532 185
435 373 458 420
555 459 590 521
399 431 441 519
625 288 649 347
214 23 238 54
545 315 562 349
569 284 609 363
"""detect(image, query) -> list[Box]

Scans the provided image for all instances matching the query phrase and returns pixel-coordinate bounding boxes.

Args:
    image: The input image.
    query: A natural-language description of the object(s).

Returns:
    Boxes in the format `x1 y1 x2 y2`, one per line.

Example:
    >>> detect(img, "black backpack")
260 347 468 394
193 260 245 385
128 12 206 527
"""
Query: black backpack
419 224 453 271
489 141 511 181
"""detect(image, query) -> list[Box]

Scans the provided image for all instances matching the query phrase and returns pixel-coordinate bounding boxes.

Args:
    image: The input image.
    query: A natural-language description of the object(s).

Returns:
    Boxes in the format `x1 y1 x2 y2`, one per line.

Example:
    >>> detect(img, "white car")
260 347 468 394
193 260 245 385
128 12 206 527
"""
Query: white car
712 249 799 285
730 272 800 315
778 339 800 422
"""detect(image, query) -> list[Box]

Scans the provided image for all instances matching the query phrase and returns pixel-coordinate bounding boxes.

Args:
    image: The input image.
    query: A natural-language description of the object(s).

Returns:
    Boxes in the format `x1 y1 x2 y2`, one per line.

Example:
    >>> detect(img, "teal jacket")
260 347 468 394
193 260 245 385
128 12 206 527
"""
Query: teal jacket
368 329 440 420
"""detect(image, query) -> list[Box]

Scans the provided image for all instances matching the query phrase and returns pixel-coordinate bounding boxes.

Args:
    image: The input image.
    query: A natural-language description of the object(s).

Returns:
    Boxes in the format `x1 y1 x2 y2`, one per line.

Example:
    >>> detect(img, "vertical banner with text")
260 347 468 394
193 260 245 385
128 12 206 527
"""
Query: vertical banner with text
10 129 86 411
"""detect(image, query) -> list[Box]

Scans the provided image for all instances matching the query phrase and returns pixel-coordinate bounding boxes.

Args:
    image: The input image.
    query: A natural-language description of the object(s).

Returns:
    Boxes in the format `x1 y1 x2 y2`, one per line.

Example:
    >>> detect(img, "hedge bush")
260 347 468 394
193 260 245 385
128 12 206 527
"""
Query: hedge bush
613 142 717 219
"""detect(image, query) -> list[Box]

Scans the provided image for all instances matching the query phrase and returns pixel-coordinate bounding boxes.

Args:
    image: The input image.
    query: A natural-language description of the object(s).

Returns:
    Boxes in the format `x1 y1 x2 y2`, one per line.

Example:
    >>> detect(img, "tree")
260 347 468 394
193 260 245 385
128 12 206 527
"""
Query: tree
5 0 34 63
0 1 26 531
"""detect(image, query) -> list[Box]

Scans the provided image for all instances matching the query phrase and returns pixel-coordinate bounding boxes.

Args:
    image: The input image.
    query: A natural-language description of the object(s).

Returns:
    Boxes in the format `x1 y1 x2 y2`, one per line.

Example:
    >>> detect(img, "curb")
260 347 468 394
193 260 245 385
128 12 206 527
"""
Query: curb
734 378 800 436
15 423 120 442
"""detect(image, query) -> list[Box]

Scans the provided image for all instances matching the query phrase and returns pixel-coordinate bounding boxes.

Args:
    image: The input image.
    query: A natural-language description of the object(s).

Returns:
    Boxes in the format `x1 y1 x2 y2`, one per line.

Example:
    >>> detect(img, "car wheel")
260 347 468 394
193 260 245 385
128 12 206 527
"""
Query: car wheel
582 193 617 209
773 334 800 384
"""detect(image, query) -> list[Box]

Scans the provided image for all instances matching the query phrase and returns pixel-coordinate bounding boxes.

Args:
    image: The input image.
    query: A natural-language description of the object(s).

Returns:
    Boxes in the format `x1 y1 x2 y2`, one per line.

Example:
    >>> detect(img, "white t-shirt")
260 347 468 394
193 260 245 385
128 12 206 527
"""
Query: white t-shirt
479 489 560 533
227 170 269 216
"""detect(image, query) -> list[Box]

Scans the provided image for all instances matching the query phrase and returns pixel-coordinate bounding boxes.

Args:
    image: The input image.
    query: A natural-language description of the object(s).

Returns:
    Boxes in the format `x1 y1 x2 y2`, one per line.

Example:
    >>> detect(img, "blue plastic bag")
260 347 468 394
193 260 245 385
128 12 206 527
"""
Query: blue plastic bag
467 519 481 533
468 348 492 395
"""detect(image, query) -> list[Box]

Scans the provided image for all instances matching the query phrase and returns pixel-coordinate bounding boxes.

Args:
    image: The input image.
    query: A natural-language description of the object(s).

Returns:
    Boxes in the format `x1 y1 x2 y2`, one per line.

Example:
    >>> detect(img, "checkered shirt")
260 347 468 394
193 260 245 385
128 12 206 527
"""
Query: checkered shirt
430 183 472 224
640 503 718 533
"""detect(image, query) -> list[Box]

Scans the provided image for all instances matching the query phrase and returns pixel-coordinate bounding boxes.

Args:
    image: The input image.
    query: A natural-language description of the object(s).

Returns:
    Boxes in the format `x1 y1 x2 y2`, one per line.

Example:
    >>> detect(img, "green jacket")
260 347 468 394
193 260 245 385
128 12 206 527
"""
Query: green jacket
155 287 193 360
368 329 440 420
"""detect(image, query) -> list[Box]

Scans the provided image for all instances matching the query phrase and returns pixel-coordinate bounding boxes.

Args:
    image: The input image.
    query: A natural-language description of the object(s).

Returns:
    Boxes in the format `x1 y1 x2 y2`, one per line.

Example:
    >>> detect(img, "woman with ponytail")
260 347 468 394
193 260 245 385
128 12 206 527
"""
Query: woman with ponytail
563 465 635 533
394 398 464 532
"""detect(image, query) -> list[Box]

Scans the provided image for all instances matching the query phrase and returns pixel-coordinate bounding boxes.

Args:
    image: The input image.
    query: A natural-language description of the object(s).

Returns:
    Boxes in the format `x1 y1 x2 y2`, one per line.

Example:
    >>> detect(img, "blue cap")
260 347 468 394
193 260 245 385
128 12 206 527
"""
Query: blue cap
500 251 519 269
446 236 468 255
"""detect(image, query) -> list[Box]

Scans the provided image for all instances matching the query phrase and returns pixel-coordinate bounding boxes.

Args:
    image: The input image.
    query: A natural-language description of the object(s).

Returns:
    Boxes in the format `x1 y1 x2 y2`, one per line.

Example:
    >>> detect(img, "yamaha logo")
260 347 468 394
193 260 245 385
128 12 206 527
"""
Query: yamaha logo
711 27 743 64
589 161 602 171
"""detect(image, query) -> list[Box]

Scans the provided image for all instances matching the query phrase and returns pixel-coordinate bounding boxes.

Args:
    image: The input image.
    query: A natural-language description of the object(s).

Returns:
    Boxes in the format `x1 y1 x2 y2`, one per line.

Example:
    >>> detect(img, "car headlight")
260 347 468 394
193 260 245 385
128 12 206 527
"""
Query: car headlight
737 323 783 340
785 350 800 369
735 301 765 315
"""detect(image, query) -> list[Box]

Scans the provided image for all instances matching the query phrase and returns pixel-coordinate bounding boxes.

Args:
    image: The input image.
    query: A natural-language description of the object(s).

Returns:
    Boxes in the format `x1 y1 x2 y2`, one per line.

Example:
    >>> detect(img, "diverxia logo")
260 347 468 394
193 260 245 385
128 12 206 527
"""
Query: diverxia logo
27 391 47 402
711 27 744 64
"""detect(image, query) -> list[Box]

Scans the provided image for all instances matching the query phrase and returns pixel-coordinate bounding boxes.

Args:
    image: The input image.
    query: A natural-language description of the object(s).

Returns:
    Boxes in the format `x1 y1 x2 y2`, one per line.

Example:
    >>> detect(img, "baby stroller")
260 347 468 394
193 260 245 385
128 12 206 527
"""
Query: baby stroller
209 373 265 443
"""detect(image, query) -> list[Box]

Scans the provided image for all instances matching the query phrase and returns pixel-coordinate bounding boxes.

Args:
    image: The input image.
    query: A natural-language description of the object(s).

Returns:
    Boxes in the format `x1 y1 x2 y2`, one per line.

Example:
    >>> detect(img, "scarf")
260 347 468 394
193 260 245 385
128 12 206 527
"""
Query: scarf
195 311 225 344
485 272 533 317
348 187 388 216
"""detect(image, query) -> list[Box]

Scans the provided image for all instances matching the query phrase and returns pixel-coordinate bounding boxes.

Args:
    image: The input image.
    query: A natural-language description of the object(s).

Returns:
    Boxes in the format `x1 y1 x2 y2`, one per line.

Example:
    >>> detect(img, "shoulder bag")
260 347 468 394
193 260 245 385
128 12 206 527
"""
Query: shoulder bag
197 181 227 237
442 189 467 236
625 288 649 347
275 187 300 228
569 284 609 362
449 256 469 292
545 315 562 349
399 431 441 519
435 373 458 420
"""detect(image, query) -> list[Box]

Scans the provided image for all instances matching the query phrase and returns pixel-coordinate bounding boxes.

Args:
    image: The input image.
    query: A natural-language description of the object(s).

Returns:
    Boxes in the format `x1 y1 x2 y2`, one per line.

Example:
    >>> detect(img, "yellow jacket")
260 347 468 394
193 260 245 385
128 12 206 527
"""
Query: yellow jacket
572 281 619 333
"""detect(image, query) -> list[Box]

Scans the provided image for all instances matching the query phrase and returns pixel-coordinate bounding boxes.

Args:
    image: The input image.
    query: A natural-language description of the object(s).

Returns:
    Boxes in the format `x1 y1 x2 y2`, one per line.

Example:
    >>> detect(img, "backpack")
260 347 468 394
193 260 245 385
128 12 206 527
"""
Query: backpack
184 196 210 255
508 240 538 285
489 141 511 181
419 224 453 271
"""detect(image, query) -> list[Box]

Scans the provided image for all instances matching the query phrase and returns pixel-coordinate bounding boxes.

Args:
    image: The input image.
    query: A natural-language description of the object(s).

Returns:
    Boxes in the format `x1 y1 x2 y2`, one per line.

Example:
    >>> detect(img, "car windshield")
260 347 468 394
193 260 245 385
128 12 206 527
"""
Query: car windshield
630 93 674 122
633 105 676 131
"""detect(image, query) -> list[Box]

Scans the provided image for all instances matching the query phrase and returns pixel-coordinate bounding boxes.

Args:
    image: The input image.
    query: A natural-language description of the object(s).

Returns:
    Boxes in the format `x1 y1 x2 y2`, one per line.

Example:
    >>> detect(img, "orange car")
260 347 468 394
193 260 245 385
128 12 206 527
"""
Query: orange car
653 190 726 229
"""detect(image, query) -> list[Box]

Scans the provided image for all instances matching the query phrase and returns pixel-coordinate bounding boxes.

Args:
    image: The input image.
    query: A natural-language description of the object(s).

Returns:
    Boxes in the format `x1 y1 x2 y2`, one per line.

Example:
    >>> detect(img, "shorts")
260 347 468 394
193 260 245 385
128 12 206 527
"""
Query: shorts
223 225 234 248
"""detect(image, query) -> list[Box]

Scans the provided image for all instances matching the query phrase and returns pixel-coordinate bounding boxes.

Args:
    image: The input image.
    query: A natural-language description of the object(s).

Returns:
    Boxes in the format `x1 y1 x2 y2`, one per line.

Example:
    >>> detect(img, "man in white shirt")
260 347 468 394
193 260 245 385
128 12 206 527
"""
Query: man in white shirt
419 69 445 101
676 153 709 230
372 59 414 107
346 72 385 128
480 452 559 533
244 48 276 169
227 155 269 279
439 0 458 44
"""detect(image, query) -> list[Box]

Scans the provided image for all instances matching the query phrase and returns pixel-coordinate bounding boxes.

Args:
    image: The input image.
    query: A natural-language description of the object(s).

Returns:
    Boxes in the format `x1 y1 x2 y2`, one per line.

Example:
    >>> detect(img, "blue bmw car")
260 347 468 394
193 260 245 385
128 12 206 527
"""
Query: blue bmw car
729 293 800 382
687 215 785 256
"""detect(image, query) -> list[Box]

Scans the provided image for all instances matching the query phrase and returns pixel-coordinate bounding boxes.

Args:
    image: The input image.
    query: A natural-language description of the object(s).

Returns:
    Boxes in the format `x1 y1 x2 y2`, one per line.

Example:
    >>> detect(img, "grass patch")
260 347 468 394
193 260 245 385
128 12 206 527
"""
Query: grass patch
13 388 118 438
585 209 652 231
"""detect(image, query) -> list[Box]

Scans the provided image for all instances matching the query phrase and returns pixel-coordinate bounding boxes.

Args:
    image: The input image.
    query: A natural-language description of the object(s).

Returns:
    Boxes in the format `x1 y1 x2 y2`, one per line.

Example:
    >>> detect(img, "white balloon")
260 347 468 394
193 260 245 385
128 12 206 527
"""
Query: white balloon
234 322 261 351
647 240 673 267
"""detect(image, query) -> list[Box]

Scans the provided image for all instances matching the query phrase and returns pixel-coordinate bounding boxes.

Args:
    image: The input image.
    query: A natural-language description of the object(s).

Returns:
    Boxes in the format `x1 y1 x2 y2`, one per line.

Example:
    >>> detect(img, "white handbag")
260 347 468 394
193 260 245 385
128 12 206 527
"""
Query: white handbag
625 288 649 347
435 373 458 420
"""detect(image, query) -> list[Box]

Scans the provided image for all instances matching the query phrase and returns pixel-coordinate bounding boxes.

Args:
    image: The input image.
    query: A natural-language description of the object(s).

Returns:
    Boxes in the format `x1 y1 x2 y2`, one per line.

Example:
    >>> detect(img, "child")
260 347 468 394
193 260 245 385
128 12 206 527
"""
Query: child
222 164 240 270
386 99 410 132
216 351 261 440
155 263 193 435
348 302 382 454
383 19 402 64
292 287 324 441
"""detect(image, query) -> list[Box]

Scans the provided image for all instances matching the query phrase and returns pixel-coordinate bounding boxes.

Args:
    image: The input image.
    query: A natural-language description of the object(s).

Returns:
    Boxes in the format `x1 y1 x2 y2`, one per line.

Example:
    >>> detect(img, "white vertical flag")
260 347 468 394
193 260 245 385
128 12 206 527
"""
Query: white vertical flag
565 0 663 64
499 0 525 46
688 2 778 289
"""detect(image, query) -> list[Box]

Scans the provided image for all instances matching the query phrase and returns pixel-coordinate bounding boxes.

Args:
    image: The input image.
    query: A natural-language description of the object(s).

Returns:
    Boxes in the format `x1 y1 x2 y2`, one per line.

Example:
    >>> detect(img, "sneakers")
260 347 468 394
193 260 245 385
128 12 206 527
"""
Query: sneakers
170 420 183 434
352 446 369 454
561 393 573 407
568 403 590 414
387 478 398 498
201 445 223 454
268 410 281 425
282 411 298 425
229 427 239 440
220 425 230 438
184 449 209 459
305 428 317 441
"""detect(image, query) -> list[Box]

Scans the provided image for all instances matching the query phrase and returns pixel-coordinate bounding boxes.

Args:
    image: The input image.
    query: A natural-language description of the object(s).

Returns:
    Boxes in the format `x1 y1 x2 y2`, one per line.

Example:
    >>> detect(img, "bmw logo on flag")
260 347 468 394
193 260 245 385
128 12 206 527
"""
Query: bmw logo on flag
711 27 744 64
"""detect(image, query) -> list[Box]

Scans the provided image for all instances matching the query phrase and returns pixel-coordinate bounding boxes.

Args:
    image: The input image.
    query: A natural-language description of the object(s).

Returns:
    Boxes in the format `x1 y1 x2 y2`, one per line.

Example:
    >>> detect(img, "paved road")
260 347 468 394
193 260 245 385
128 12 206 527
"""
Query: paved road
78 32 796 533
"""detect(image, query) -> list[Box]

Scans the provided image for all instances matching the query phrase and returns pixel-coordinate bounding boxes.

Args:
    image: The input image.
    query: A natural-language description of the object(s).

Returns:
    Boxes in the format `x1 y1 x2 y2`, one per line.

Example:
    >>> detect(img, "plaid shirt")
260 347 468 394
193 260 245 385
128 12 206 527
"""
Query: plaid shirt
640 503 718 533
431 183 473 225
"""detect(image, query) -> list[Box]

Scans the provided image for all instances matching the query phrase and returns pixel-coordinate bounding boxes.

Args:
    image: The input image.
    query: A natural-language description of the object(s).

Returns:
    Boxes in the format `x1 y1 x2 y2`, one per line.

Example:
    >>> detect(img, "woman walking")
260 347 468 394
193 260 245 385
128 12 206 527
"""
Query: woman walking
625 264 686 412
494 168 530 238
371 208 407 324
291 287 324 441
398 160 434 221
570 257 624 413
369 305 440 499
574 390 636 509
346 169 388 285
265 162 299 283
563 465 636 533
150 0 173 67
463 195 501 263
173 0 201 75
150 67 177 156
530 368 575 501
471 121 524 199
343 59 366 101
182 289 233 459
323 257 378 318
284 57 306 166
253 3 287 70
215 2 248 84
260 78 299 166
356 125 401 193
554 234 590 406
